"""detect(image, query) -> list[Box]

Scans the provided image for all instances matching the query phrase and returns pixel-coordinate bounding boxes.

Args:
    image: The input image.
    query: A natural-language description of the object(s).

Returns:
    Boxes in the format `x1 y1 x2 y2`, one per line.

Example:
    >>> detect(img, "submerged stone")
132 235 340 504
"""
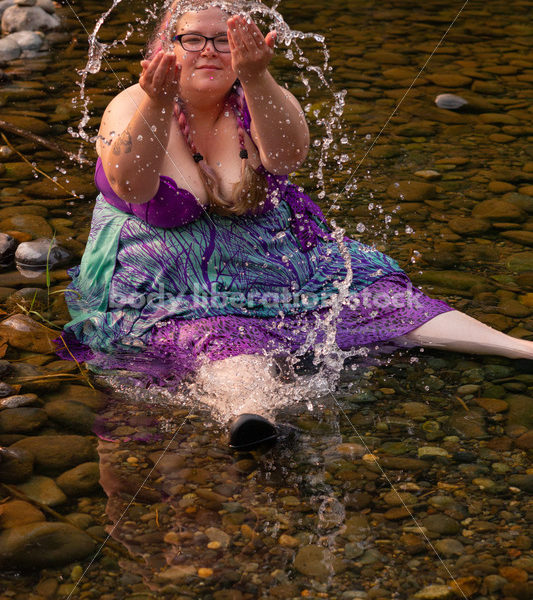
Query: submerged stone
15 237 71 270
0 522 94 568
0 233 17 268
435 93 468 111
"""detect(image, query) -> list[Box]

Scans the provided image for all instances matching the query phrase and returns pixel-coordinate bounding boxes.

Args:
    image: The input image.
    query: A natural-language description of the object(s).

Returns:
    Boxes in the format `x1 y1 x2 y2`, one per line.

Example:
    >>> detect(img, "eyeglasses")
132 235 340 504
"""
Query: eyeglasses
172 34 231 53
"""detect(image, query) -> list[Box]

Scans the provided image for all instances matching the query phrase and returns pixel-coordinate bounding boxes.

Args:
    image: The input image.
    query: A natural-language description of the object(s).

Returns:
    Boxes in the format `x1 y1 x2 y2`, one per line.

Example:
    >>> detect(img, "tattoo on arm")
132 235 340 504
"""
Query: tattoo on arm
112 130 132 155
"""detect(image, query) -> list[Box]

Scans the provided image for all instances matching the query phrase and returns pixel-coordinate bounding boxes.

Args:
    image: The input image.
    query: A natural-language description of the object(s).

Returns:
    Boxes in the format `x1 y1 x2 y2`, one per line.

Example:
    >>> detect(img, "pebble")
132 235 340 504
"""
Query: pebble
294 544 334 579
422 515 460 535
0 392 39 409
386 180 436 202
204 527 230 548
417 446 449 459
44 399 96 434
0 406 47 433
434 93 468 111
434 538 464 557
1 4 61 33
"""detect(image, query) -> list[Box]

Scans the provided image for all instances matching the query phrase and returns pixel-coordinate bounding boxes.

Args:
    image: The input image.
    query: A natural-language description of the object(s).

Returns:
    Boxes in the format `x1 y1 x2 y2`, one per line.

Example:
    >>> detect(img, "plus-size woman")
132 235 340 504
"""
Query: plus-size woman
62 2 533 447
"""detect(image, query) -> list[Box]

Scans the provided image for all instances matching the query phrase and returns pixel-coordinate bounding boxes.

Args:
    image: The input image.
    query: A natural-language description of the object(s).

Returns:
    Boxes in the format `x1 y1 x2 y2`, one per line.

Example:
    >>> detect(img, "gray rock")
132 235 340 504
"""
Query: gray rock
0 35 20 61
0 393 39 409
0 382 15 398
6 29 43 51
435 93 468 111
294 544 334 579
35 0 54 13
0 522 95 568
15 237 71 270
0 406 47 433
0 0 14 20
1 5 60 33
11 434 97 473
56 462 100 496
0 233 17 268
15 474 66 506
0 446 33 483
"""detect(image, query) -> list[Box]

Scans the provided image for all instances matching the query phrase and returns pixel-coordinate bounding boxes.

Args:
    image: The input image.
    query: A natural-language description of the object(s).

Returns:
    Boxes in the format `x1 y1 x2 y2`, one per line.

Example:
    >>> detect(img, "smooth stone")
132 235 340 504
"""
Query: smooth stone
1 5 60 33
472 199 525 222
15 474 66 506
4 361 61 394
434 538 464 557
514 430 533 450
5 29 43 51
43 384 107 411
0 314 57 354
12 434 96 472
498 298 532 317
0 382 15 398
414 584 453 599
414 169 441 180
507 252 533 272
156 565 197 583
5 286 49 313
0 522 94 568
475 397 508 413
15 0 36 6
15 237 71 269
293 544 334 579
449 410 487 439
35 0 54 13
508 475 533 493
418 446 449 459
0 446 33 483
0 0 15 19
435 93 468 111
44 400 95 434
0 214 52 238
204 526 231 549
422 514 461 535
500 230 533 247
56 462 100 496
0 233 17 267
382 491 417 506
0 499 44 529
386 180 436 202
23 175 94 199
479 113 519 125
426 73 472 87
0 406 47 433
0 35 20 60
488 181 515 193
0 392 39 410
411 270 488 293
448 217 491 235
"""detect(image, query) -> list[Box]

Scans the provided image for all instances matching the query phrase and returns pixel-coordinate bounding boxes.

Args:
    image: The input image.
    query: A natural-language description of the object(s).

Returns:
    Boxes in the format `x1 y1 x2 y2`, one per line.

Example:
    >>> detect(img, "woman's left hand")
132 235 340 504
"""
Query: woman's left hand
227 15 276 84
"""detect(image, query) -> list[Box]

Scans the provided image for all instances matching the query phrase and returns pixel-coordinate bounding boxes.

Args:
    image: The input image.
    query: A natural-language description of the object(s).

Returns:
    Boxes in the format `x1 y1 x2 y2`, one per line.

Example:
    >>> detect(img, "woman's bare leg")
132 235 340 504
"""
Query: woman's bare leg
398 310 533 359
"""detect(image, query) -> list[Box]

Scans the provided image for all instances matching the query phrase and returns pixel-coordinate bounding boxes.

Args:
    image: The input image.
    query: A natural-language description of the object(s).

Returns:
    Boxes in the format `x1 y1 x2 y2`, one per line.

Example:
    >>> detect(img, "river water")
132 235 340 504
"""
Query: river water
0 0 532 598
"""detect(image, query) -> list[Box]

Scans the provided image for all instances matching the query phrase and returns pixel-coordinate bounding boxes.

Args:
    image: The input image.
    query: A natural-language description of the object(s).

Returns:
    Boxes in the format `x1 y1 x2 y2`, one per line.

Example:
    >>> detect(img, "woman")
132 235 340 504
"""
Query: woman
63 2 532 447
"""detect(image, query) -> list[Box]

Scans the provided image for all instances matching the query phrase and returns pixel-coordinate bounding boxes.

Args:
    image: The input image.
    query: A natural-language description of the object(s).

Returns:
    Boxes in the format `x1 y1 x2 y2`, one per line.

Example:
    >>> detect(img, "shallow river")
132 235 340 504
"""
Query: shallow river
0 0 532 599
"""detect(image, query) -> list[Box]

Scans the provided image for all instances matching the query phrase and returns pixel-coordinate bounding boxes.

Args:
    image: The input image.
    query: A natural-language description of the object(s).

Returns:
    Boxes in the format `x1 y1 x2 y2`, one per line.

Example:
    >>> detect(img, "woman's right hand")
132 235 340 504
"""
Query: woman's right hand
139 51 181 107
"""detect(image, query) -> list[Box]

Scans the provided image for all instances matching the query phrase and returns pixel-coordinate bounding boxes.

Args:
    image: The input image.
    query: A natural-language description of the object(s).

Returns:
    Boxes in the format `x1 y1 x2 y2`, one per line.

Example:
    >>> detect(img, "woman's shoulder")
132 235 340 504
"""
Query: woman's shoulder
104 83 146 114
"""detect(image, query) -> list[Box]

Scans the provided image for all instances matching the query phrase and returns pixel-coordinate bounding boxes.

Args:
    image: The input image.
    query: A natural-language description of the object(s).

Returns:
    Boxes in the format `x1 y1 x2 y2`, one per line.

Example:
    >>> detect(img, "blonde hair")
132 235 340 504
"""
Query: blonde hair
146 1 268 216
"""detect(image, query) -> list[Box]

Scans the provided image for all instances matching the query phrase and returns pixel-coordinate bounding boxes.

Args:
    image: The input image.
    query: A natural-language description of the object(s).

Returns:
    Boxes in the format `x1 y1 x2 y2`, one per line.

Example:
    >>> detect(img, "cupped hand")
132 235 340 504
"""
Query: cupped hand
227 15 276 84
139 51 181 107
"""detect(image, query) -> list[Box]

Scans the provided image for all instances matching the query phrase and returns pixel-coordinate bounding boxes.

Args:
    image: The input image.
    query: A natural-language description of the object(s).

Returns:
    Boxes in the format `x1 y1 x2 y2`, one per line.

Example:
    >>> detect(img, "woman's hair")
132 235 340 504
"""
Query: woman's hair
145 1 268 216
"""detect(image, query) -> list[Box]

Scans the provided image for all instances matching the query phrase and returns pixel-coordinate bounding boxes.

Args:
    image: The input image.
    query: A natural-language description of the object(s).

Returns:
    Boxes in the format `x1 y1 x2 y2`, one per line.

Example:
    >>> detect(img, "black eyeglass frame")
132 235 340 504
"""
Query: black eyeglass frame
172 34 231 53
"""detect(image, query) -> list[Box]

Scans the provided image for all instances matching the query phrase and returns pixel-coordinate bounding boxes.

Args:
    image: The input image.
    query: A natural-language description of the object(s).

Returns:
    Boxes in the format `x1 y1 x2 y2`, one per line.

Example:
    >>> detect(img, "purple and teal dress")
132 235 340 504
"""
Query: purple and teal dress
61 108 452 383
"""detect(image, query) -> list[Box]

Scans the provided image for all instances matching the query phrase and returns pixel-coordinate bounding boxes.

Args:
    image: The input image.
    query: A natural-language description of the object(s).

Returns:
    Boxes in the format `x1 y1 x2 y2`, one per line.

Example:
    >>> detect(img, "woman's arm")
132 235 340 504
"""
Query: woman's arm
227 16 310 175
97 52 180 204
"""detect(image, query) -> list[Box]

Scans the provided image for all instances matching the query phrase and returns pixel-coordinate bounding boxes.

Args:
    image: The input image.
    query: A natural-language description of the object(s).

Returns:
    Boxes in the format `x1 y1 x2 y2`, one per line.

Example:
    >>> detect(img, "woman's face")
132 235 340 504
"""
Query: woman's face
173 7 236 97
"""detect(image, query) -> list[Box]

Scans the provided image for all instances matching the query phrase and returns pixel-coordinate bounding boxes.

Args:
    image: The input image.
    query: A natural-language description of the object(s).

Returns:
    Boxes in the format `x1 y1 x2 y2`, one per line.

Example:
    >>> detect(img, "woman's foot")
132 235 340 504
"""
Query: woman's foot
228 413 278 451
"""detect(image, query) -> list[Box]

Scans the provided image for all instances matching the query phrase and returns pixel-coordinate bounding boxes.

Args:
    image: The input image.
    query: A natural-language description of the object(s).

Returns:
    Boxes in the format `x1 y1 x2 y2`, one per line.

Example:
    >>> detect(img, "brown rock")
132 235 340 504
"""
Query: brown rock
0 314 57 354
472 199 525 222
448 576 480 598
0 407 47 433
387 180 436 202
0 446 33 483
12 435 96 473
514 430 533 450
0 500 45 529
449 217 491 235
475 398 508 414
500 230 533 247
56 462 100 496
0 214 53 238
400 532 425 554
426 73 472 87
